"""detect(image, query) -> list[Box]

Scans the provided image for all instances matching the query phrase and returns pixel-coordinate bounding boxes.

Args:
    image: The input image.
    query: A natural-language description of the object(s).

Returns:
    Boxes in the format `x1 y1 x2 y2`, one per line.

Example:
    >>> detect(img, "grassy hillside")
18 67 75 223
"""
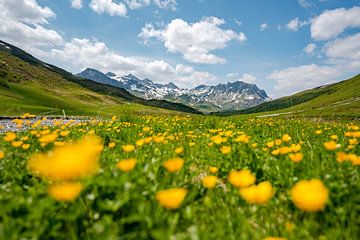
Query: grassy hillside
216 74 360 119
0 40 201 116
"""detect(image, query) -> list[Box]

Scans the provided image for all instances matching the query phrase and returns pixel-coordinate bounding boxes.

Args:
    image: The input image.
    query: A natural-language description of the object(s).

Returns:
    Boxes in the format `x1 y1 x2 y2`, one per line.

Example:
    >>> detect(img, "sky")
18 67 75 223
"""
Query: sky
0 0 360 98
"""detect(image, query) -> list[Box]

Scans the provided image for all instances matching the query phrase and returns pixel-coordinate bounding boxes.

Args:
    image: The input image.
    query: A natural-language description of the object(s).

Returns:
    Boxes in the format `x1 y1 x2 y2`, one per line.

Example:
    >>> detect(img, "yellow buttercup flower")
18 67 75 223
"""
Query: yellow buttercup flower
39 133 58 144
291 179 329 212
202 176 217 189
163 157 184 173
154 136 165 143
28 135 103 181
117 158 137 172
108 142 116 148
11 141 23 148
60 131 70 137
324 141 340 150
48 182 83 201
156 188 187 209
136 139 145 146
282 134 291 142
288 153 303 163
122 144 135 152
220 146 231 154
266 141 275 148
175 147 184 154
0 151 4 159
235 134 250 143
315 130 322 135
22 144 31 150
4 132 16 142
228 169 256 188
239 181 274 204
209 166 218 174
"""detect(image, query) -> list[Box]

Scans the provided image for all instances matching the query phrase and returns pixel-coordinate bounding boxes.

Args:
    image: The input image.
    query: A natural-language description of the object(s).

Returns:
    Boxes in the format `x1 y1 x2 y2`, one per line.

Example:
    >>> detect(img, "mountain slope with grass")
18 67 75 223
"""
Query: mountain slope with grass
215 74 360 118
0 40 201 116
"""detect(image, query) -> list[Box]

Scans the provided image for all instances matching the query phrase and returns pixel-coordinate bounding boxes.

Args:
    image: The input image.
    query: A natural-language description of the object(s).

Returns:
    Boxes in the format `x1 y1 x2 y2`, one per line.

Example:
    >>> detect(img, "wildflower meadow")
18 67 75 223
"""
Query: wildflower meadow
0 114 359 239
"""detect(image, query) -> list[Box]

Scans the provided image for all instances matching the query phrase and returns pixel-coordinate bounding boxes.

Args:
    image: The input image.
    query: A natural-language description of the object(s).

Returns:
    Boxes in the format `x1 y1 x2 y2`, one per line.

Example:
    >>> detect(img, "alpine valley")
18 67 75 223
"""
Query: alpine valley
78 68 270 112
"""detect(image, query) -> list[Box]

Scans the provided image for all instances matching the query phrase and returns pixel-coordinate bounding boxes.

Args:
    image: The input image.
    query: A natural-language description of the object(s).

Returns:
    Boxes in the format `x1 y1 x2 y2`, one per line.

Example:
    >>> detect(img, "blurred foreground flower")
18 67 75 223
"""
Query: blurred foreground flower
117 158 137 172
156 188 187 209
202 176 217 189
28 135 103 181
48 182 83 201
163 157 184 173
239 181 274 204
291 179 329 212
228 169 255 188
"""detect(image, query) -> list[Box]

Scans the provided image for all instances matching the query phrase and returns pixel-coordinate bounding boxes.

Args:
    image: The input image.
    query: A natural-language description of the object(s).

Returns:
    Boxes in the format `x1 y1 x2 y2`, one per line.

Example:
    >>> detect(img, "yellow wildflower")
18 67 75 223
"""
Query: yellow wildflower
143 127 150 132
28 135 103 181
122 144 135 152
48 182 83 201
288 153 303 163
209 166 218 174
291 179 329 212
163 157 184 173
136 139 145 146
156 188 187 209
154 136 165 143
39 133 58 144
0 151 4 159
175 147 184 154
202 176 217 189
324 141 340 150
117 158 137 172
228 169 256 188
239 181 273 204
4 132 16 142
282 134 291 142
348 139 358 145
271 149 280 155
22 144 31 150
235 135 250 143
220 146 231 154
315 130 322 135
60 131 70 137
11 141 23 148
275 139 282 145
266 141 274 148
108 142 116 148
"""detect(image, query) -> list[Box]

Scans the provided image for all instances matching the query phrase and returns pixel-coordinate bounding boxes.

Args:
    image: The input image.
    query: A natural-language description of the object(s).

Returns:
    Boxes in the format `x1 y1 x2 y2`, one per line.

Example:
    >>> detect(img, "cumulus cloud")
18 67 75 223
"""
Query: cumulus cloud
260 23 268 31
303 43 316 55
286 18 307 31
0 0 56 24
123 0 150 9
325 32 360 60
239 74 257 84
89 0 127 17
36 38 217 88
153 0 177 10
70 0 83 9
0 0 63 49
268 64 342 96
311 7 360 41
138 17 247 64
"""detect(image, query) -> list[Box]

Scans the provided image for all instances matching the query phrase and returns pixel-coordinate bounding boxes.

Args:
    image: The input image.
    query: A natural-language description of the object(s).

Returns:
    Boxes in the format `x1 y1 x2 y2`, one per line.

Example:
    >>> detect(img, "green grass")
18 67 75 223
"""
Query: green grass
0 114 359 239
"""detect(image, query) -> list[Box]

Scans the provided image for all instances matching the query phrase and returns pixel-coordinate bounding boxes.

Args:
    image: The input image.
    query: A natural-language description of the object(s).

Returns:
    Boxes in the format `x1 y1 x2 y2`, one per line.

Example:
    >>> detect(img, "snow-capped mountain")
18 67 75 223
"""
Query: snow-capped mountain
78 68 269 112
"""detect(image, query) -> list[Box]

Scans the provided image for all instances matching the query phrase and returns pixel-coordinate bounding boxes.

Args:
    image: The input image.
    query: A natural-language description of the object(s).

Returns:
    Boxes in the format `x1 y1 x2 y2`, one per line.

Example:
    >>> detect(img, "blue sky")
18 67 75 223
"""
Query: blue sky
1 0 360 98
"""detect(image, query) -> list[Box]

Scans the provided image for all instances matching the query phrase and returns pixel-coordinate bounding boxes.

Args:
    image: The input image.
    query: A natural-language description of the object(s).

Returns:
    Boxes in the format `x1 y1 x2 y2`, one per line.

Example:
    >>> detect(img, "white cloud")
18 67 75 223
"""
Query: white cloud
268 64 342 96
71 0 83 9
0 0 63 49
303 43 316 55
123 0 150 9
239 74 257 84
36 38 217 88
260 23 268 31
89 0 127 17
234 19 242 26
298 0 312 8
153 0 177 10
286 18 307 31
226 72 238 78
0 0 55 24
325 32 360 62
138 17 247 64
311 7 360 41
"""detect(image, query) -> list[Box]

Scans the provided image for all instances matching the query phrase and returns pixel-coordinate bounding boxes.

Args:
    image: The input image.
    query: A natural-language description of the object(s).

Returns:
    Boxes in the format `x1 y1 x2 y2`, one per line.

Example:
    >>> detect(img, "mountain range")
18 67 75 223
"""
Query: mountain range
78 68 269 112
